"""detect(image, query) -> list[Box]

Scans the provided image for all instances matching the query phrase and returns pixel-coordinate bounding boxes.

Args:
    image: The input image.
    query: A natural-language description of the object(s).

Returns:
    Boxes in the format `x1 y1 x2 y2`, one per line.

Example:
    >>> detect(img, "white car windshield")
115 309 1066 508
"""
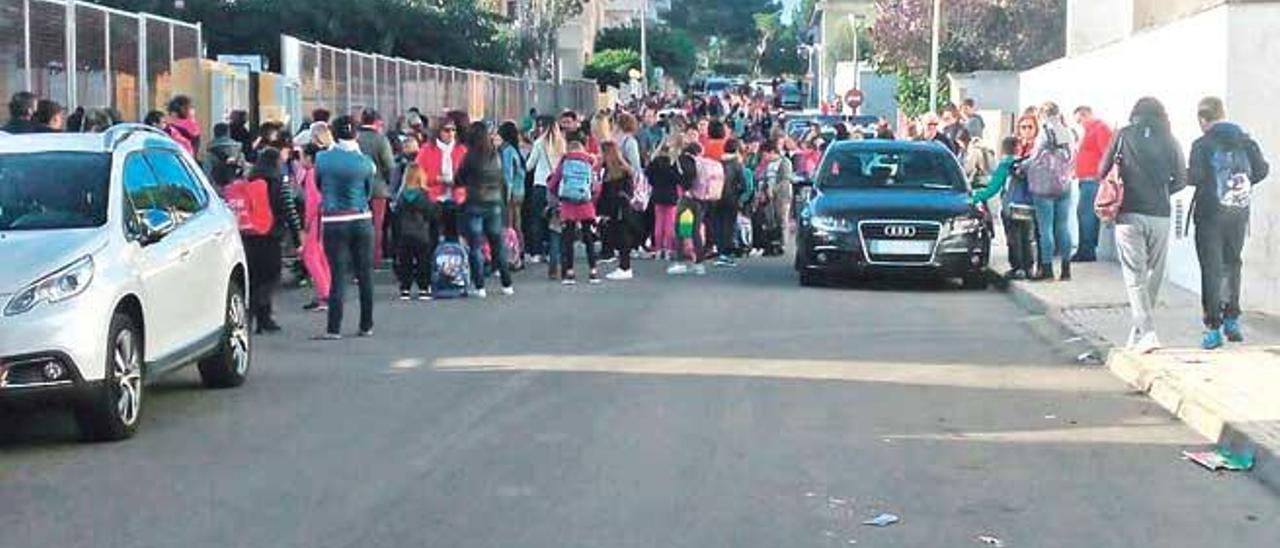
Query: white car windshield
0 152 112 230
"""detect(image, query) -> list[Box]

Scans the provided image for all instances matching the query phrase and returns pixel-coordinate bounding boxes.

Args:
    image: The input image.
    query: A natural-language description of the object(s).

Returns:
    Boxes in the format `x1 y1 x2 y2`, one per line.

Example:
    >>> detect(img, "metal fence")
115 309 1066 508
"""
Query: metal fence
0 0 203 123
282 35 599 126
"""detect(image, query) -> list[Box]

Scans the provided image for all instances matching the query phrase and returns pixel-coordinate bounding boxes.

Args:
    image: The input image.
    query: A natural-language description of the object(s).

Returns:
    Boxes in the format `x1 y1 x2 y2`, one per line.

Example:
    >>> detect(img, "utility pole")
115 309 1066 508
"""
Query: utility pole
929 0 941 113
640 0 649 94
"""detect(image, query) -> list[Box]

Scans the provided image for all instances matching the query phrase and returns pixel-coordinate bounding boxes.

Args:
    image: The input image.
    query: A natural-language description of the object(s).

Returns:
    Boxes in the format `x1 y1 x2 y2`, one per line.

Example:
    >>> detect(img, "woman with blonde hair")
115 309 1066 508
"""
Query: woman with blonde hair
527 116 566 264
644 132 695 260
309 121 335 149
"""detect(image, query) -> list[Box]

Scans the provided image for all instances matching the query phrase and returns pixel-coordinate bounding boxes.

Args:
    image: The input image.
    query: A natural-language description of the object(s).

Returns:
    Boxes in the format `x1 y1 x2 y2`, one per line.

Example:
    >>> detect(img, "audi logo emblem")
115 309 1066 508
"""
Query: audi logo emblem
884 225 917 238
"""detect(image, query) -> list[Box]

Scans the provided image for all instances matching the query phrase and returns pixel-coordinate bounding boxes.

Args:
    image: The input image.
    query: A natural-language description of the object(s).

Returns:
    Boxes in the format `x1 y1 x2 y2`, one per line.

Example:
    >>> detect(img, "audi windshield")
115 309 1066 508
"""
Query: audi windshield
816 147 965 191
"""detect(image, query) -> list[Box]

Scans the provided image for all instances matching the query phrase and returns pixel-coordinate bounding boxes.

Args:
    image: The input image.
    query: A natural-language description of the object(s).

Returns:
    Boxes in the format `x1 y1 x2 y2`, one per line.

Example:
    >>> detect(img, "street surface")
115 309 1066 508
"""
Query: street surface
3 256 1278 547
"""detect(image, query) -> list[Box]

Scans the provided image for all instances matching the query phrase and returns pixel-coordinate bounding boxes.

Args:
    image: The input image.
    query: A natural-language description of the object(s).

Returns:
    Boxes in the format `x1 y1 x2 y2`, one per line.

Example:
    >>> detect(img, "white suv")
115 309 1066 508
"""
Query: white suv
0 124 251 441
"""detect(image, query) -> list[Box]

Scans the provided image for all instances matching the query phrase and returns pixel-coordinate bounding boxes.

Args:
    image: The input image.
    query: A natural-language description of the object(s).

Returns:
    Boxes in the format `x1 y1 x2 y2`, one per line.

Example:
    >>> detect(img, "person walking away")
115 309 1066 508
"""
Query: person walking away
757 139 794 256
1097 97 1187 354
1072 106 1114 262
714 139 750 266
394 158 436 300
164 95 201 158
3 91 38 133
416 118 469 253
599 141 639 280
457 122 514 297
973 137 1035 279
357 109 396 269
526 117 564 266
548 135 602 285
498 121 527 248
295 144 331 311
314 116 378 339
1027 102 1080 281
1188 97 1270 349
646 134 692 261
239 148 304 334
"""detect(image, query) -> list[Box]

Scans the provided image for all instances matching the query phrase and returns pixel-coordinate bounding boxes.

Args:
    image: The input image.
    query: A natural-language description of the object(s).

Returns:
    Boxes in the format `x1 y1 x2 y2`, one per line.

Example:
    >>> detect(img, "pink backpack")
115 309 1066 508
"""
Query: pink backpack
690 156 725 201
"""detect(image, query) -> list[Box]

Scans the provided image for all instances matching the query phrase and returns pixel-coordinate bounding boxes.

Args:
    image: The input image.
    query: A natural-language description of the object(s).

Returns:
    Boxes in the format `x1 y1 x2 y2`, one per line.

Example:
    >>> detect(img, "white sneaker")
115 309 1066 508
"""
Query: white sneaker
667 263 690 275
474 288 488 299
606 269 634 281
529 255 544 264
501 286 515 296
692 264 708 276
1131 332 1162 354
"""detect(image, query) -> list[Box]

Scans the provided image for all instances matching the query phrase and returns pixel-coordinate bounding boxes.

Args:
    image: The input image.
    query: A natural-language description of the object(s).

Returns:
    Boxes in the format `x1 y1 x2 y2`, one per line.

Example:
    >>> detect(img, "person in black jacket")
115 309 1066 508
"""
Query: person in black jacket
644 134 697 261
2 91 38 134
1097 97 1187 354
243 147 303 333
713 139 749 266
1188 97 1270 349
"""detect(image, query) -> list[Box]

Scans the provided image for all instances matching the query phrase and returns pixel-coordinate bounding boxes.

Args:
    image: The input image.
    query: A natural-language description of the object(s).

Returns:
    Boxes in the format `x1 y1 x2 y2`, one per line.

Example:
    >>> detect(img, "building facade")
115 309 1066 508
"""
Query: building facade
808 0 877 108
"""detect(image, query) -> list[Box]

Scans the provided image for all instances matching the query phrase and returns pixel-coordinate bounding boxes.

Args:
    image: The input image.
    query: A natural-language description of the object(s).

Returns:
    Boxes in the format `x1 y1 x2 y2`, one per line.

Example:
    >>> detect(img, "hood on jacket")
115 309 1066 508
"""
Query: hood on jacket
1206 122 1249 146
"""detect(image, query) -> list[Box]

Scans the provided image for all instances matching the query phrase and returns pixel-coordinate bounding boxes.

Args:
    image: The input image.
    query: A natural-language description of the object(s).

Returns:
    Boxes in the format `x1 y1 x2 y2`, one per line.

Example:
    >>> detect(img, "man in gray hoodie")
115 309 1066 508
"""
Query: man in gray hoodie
1189 97 1270 349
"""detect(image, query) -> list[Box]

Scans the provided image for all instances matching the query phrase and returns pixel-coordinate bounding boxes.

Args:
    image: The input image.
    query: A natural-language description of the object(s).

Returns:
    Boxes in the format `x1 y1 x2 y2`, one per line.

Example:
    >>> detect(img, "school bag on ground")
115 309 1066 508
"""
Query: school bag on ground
431 241 471 299
690 157 725 201
558 157 595 204
1210 142 1255 214
676 207 696 239
222 178 274 236
1026 127 1073 198
504 227 525 271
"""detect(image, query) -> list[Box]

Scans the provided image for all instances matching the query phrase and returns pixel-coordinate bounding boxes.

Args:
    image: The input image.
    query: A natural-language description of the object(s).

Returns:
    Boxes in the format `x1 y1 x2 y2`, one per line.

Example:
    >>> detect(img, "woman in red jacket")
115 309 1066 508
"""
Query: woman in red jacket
413 118 468 282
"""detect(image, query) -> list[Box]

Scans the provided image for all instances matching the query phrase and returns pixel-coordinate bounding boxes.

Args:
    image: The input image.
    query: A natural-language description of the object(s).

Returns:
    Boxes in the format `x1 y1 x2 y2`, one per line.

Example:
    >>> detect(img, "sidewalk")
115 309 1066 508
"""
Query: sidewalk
990 246 1280 492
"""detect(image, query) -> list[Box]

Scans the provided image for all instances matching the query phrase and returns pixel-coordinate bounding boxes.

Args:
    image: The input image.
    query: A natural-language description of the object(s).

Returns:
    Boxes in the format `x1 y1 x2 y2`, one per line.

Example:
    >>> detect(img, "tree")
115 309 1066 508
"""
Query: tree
667 0 779 65
596 24 698 84
583 49 642 91
513 0 588 79
869 0 1065 114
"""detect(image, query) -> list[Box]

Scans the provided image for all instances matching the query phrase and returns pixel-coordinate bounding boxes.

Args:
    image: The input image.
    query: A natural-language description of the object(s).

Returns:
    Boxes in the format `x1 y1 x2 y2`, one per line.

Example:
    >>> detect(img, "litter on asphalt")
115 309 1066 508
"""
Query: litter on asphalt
1182 448 1255 471
862 513 900 527
977 534 1005 546
1076 351 1103 365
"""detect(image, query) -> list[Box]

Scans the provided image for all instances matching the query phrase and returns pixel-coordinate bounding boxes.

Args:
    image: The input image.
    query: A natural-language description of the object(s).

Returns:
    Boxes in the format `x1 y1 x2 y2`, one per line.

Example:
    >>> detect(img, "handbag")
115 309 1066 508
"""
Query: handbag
1094 134 1125 223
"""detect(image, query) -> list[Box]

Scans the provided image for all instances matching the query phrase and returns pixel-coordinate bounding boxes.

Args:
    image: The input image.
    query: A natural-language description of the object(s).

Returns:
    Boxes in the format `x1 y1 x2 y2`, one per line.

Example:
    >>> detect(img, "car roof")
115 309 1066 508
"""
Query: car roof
0 125 182 155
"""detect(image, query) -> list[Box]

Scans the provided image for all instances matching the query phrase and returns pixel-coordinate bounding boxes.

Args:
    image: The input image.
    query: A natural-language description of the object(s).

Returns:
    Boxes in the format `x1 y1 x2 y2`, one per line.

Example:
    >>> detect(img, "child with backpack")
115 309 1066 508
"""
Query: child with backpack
395 162 435 300
229 147 303 334
667 142 715 276
972 136 1034 280
547 134 602 285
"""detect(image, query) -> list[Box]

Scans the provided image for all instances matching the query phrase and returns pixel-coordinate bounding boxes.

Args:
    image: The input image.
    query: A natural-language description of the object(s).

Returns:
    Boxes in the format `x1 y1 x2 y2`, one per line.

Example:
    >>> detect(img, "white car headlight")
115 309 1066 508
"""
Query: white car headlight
4 255 95 316
811 215 854 233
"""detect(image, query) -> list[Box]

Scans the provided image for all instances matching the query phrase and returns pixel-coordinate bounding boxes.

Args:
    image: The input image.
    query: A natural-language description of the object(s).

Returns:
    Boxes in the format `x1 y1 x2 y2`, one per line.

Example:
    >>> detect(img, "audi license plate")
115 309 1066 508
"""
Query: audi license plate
868 240 933 255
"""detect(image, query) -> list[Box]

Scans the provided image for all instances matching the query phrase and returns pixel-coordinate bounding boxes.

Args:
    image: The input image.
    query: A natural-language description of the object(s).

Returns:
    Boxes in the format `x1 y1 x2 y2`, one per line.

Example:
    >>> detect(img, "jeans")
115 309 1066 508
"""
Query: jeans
1115 214 1171 341
396 235 432 292
1195 213 1248 329
1033 183 1079 265
1076 179 1100 260
1004 218 1035 273
323 219 375 335
561 220 598 276
525 186 548 256
465 204 512 290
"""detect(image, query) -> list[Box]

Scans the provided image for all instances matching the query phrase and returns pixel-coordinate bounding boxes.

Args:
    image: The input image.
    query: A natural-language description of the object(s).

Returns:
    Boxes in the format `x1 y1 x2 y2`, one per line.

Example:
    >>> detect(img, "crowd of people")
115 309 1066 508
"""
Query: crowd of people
3 86 1269 352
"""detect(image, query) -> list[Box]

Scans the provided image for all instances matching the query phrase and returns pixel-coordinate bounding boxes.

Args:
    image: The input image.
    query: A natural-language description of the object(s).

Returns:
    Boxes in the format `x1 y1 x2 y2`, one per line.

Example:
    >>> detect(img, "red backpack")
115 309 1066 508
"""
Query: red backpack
223 178 274 236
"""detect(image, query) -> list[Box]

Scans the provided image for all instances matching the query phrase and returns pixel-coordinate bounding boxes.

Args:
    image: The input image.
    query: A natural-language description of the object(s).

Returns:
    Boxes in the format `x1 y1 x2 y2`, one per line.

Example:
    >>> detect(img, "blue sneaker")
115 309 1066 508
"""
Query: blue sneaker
1201 329 1225 350
1223 318 1244 343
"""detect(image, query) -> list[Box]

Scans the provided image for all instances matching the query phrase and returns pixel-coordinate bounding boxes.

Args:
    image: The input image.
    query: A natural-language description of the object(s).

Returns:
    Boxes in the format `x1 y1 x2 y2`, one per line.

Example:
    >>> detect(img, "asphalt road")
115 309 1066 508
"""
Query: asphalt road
2 255 1277 547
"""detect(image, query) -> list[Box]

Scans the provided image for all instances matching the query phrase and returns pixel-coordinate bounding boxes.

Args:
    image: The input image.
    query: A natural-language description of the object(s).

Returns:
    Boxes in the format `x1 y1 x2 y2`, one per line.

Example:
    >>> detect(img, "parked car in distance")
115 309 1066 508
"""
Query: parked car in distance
794 140 992 288
0 124 252 441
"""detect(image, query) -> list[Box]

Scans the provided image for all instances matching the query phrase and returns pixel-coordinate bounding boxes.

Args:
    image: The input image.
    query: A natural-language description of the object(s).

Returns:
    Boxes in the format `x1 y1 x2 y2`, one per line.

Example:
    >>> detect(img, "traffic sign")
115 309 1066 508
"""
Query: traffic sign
844 88 864 110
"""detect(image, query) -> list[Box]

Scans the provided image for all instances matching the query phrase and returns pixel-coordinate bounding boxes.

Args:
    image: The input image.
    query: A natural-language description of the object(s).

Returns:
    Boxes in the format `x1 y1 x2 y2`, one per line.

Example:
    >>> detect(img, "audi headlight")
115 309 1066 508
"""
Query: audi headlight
811 215 854 233
4 256 95 316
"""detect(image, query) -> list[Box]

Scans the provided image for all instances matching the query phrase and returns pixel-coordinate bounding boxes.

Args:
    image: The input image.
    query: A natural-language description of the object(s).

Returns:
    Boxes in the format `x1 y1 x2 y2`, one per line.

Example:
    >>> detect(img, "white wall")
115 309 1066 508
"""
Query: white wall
1020 5 1230 294
1227 3 1280 316
1067 0 1134 55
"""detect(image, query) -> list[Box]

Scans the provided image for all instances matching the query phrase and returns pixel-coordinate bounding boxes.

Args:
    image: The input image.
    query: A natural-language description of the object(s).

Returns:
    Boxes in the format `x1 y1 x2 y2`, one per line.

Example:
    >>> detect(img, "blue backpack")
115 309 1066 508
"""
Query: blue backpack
558 157 594 204
431 241 471 299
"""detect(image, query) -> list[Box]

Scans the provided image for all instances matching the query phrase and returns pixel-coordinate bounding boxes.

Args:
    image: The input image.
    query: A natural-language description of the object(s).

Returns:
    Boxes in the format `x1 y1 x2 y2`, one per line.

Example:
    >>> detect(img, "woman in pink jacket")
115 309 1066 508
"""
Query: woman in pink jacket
298 143 331 311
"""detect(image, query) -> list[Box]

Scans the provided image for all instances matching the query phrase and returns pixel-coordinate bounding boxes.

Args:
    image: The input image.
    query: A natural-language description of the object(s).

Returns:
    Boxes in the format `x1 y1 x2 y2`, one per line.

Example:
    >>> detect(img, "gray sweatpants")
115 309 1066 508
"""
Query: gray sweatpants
1114 213 1171 341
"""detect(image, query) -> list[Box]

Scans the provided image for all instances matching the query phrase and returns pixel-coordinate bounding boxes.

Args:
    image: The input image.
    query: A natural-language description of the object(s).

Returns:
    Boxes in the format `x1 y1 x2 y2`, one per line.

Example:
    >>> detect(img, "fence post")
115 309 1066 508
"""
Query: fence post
66 0 76 108
137 16 147 117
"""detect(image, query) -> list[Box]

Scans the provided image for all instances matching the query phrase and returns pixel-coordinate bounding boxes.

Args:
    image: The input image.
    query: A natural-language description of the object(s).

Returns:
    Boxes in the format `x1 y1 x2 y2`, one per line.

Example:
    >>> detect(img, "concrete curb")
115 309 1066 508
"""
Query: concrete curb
989 267 1280 493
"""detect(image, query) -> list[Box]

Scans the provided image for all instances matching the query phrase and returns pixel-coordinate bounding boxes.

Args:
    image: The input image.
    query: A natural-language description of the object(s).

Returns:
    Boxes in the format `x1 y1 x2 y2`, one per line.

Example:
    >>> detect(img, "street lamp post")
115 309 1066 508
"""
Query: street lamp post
640 0 649 94
929 0 941 113
847 13 862 114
